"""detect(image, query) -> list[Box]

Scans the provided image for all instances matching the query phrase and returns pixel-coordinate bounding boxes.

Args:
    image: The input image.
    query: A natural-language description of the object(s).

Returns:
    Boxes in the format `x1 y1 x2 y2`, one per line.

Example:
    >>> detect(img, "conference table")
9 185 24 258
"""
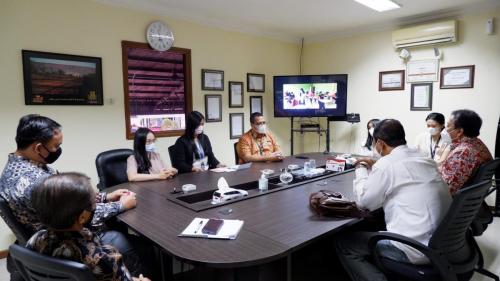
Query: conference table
111 153 362 280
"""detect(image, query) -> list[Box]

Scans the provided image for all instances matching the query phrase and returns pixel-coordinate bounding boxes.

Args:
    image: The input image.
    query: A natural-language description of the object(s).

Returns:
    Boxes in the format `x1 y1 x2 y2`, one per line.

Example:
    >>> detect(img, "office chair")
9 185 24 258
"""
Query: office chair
465 158 500 236
9 244 95 281
95 149 133 190
233 142 240 164
168 145 175 166
368 180 498 281
0 196 31 245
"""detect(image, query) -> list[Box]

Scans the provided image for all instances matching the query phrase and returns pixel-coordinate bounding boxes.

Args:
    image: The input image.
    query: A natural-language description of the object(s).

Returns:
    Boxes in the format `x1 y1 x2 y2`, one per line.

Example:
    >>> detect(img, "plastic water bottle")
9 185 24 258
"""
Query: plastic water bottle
259 172 268 191
303 161 311 177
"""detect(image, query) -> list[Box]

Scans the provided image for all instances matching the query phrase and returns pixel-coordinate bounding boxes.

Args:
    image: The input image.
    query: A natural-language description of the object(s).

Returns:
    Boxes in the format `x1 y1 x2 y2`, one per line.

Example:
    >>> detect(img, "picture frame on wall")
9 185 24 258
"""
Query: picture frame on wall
22 50 103 105
247 73 265 92
229 81 244 108
407 59 439 83
379 70 405 91
250 96 263 114
440 65 475 89
411 83 433 111
229 113 244 139
205 95 222 122
202 69 224 91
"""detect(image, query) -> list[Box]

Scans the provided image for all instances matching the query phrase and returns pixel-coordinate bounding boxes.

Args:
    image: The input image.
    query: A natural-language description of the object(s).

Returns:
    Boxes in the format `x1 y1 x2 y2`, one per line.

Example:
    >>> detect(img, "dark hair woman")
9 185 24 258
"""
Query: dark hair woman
171 111 225 173
127 127 177 181
360 118 380 156
413 112 451 164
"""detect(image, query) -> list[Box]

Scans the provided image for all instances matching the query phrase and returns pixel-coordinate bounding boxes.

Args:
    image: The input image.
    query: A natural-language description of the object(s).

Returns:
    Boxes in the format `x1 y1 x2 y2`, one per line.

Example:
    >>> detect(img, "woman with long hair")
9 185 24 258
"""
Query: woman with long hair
413 112 451 165
171 111 225 173
360 118 380 156
127 127 177 181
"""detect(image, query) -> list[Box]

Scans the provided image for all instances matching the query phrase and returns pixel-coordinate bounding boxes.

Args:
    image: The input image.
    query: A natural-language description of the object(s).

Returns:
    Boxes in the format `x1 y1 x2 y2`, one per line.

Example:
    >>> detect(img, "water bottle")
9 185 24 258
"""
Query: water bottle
259 172 268 191
309 159 316 170
303 161 311 177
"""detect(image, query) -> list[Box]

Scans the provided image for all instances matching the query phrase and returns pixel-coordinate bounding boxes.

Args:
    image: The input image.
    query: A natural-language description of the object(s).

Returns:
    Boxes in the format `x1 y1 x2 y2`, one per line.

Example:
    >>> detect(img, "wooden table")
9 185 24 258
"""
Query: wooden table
112 153 359 278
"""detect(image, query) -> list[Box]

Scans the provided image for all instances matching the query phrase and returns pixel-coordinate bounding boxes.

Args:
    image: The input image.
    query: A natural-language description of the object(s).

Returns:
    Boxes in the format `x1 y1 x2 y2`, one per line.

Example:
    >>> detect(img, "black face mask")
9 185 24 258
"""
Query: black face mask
39 144 62 164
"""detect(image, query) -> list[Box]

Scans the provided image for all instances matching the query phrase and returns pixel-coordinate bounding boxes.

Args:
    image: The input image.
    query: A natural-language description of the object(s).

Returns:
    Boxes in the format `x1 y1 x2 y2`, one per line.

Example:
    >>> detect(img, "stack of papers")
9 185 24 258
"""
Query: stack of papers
210 163 252 173
179 217 244 240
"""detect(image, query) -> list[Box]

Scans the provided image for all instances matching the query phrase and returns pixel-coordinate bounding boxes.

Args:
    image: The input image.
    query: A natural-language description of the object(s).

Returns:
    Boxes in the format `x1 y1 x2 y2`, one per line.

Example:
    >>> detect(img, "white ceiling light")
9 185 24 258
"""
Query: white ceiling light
353 0 401 12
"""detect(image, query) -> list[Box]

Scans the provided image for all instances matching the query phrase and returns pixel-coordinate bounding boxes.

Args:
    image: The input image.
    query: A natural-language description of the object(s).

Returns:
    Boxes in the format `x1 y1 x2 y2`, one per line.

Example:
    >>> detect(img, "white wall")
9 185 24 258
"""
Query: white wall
0 0 299 249
303 11 500 280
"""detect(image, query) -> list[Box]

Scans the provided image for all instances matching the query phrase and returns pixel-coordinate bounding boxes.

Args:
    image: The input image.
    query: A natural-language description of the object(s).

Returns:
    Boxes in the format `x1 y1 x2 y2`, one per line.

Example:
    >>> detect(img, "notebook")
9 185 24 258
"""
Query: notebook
178 217 244 240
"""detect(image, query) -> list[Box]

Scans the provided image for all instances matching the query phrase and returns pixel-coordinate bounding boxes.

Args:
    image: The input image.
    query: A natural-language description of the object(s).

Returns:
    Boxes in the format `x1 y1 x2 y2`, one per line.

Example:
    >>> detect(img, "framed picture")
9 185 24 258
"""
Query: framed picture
247 73 265 92
202 69 224 91
229 81 244 108
250 96 263 114
407 59 439 83
205 95 222 122
440 65 475 89
411 83 433 111
229 113 244 139
379 70 405 91
22 50 103 105
122 41 193 139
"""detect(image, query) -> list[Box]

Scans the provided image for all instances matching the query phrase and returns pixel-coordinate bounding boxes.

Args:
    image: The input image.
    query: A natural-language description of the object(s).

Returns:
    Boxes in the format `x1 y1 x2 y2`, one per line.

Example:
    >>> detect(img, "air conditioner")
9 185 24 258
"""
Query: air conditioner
392 20 457 49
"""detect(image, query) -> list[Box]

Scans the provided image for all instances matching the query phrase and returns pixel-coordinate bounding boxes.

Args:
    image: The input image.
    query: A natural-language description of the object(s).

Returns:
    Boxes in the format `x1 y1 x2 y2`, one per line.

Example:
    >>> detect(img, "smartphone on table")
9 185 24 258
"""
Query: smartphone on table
202 219 224 235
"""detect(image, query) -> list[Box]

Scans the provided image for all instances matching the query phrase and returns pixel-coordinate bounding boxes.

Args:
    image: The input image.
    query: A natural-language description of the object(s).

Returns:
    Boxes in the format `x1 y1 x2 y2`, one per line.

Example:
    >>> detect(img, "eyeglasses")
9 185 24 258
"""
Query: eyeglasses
254 121 266 125
146 139 156 144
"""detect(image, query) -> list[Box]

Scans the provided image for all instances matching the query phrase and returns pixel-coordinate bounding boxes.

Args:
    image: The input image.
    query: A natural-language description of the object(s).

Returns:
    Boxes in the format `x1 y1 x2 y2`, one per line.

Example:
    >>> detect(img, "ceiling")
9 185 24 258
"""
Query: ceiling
97 0 500 42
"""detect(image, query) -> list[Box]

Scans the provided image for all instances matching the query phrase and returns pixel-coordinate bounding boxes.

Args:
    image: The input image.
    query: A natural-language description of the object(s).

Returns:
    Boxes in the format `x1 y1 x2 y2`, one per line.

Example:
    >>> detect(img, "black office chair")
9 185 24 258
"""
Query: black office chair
95 149 134 190
234 142 240 164
9 244 95 281
368 180 498 281
168 145 175 166
465 158 500 236
0 196 31 245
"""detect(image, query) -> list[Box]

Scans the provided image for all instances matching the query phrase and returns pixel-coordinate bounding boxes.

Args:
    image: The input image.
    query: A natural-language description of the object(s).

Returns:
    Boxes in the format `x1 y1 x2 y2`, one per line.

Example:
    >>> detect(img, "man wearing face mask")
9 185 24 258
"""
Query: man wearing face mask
335 119 451 281
0 114 142 279
237 112 283 164
413 112 451 165
439 109 492 194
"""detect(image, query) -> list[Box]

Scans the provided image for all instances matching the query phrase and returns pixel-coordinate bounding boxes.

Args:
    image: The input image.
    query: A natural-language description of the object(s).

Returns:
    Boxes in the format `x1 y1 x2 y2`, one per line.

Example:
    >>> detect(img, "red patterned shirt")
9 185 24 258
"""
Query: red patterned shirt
439 137 492 194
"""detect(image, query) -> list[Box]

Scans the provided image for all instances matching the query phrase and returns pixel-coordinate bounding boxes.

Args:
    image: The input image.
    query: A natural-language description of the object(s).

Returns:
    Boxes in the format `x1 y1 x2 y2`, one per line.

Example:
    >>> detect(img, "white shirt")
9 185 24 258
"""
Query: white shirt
413 130 451 160
353 145 452 264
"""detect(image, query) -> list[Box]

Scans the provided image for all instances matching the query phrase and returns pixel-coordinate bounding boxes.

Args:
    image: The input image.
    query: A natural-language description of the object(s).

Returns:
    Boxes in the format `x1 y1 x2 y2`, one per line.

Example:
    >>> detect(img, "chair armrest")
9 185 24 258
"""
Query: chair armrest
368 232 458 281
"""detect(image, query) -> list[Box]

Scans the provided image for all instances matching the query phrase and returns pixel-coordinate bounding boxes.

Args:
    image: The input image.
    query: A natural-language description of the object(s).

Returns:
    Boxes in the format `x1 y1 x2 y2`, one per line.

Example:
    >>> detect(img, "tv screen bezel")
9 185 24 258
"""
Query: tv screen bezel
273 74 348 118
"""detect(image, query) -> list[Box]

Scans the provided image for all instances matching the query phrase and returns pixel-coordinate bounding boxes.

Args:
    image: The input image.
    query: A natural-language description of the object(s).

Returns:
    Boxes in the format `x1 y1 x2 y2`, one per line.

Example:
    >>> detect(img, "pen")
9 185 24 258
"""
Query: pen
194 220 204 234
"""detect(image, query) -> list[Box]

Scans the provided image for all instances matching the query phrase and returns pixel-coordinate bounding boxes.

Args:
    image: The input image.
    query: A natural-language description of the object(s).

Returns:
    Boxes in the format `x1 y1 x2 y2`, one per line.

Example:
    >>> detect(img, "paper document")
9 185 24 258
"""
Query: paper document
179 217 244 240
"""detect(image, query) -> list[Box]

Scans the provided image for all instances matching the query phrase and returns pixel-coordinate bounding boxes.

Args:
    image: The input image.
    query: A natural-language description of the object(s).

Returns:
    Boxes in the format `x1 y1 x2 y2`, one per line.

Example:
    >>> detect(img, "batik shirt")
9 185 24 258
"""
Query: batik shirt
237 130 281 164
27 228 132 281
439 137 492 194
0 153 122 233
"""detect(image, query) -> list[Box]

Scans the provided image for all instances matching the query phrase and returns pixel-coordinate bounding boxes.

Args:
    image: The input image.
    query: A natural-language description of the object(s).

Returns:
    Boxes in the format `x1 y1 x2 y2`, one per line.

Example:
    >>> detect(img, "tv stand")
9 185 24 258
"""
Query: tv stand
290 117 330 155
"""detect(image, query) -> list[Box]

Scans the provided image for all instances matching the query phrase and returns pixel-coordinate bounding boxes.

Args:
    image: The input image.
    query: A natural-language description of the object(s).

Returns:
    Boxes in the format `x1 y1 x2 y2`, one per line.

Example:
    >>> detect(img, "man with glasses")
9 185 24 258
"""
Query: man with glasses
440 109 492 194
237 112 283 164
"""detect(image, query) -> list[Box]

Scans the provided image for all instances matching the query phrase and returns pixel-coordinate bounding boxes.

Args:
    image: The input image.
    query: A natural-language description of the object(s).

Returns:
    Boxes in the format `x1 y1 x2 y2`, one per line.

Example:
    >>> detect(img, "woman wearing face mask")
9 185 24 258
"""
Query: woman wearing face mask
171 111 225 173
127 127 177 181
413 112 451 164
359 119 380 157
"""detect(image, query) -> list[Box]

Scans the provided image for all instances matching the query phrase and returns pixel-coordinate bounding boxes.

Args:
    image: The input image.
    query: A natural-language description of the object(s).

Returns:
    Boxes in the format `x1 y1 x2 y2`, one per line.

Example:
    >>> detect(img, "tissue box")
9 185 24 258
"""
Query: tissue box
326 157 345 172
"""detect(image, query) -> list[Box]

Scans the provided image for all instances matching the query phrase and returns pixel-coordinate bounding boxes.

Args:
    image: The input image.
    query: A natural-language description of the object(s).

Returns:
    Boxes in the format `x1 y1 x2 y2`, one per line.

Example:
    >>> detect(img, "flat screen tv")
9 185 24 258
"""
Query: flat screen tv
274 74 347 117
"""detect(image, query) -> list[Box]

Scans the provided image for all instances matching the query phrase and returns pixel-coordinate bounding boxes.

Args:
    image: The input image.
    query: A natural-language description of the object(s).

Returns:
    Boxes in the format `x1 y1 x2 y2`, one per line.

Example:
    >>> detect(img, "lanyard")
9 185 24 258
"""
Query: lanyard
430 135 441 159
253 134 266 156
194 139 205 160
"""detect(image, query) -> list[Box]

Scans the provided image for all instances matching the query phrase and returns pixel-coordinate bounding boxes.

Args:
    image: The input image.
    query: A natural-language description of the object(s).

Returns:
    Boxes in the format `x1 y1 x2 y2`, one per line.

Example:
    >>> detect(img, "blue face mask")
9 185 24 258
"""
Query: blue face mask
145 143 156 152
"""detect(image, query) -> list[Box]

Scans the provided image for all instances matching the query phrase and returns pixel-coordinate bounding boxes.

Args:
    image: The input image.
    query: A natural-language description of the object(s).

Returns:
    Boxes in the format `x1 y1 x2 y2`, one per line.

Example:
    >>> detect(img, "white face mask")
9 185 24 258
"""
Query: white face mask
256 124 267 134
372 140 382 159
195 126 204 135
428 127 439 136
145 143 156 152
368 128 374 137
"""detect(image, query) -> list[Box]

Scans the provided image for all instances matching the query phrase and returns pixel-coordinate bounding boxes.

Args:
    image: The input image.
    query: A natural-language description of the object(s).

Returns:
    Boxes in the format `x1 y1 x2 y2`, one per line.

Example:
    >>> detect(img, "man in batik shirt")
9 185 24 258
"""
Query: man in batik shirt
27 172 150 281
440 109 493 194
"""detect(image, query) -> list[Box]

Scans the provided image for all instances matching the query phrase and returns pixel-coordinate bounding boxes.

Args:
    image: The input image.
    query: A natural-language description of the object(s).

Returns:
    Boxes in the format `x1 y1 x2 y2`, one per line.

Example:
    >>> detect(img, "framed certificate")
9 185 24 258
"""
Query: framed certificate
202 69 224 91
407 59 439 83
205 95 222 122
440 65 475 89
250 96 263 114
379 70 405 91
247 73 265 92
229 81 244 108
229 113 244 139
411 83 432 111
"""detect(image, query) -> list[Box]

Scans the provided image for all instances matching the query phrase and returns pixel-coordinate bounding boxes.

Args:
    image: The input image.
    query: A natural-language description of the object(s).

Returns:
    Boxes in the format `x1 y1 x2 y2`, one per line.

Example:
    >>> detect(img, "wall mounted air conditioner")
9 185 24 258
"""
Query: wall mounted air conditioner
392 20 457 49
